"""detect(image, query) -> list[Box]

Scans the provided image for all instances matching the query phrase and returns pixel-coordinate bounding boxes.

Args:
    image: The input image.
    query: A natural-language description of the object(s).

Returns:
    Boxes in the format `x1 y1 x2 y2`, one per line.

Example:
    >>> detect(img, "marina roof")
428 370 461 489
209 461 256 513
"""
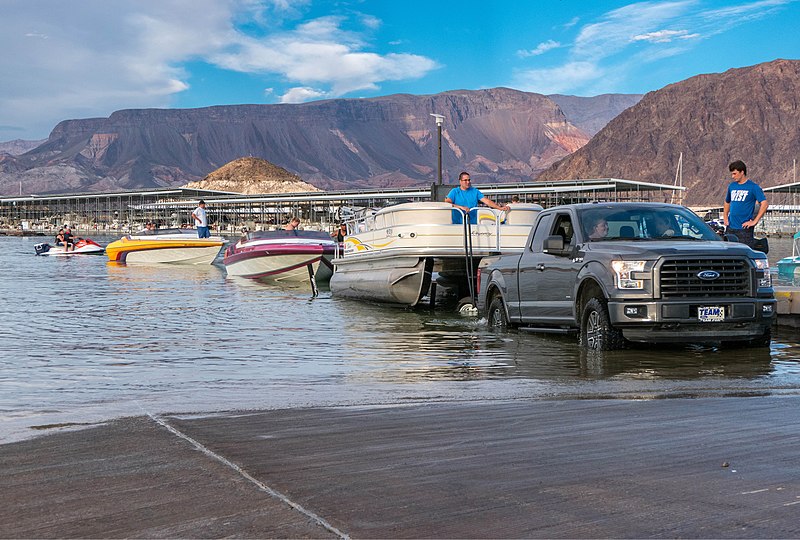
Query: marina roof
0 187 239 203
0 178 682 207
764 181 800 193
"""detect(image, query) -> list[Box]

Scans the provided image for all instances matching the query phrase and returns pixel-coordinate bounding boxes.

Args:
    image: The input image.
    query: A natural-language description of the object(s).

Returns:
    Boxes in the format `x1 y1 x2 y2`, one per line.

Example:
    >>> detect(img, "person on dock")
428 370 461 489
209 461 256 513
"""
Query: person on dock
444 172 510 224
284 216 301 231
724 160 768 248
191 200 210 238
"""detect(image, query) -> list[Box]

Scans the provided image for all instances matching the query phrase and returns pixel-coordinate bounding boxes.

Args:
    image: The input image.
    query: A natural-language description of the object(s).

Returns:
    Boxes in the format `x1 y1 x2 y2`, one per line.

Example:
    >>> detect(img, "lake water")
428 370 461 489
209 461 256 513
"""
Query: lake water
2 234 799 443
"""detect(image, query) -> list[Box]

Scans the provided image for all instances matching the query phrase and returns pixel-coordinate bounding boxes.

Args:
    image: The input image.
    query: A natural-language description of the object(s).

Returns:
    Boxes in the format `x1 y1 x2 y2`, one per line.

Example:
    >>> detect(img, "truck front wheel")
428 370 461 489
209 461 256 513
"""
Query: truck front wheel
747 327 772 348
580 297 625 350
488 296 510 329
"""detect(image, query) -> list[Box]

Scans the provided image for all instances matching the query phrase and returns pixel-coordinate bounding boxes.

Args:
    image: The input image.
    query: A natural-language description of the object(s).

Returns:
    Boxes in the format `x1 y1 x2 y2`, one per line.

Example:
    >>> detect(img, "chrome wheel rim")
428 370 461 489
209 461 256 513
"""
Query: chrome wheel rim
490 307 503 326
586 310 601 349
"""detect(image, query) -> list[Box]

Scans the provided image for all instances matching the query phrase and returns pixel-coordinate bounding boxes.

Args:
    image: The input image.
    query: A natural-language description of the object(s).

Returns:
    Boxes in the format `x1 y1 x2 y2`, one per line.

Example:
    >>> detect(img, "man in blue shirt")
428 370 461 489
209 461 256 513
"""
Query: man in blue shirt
445 172 510 224
723 160 768 248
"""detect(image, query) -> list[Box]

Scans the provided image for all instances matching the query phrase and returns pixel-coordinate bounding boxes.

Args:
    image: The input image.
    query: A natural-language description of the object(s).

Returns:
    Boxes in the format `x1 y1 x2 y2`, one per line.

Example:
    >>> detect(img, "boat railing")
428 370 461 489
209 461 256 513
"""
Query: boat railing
343 202 540 252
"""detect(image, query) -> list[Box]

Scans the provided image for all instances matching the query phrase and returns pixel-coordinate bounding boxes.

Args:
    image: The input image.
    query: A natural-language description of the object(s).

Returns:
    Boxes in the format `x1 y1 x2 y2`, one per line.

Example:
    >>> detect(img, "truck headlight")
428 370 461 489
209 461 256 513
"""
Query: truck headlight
754 258 771 288
611 260 646 289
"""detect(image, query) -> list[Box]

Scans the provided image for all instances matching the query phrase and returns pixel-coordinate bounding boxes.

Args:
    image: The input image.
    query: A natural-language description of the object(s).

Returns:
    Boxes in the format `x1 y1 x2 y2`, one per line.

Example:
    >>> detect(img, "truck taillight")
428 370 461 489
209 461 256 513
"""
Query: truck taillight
476 268 482 294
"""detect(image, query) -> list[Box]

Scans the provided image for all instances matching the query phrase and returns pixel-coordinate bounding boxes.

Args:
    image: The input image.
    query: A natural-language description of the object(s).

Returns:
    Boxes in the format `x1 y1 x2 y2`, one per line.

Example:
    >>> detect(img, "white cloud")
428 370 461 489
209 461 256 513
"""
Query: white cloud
517 40 561 58
512 62 602 94
0 1 438 140
511 0 794 95
0 0 244 139
280 86 329 103
212 15 438 96
359 14 382 29
632 29 701 42
701 0 792 19
573 1 693 60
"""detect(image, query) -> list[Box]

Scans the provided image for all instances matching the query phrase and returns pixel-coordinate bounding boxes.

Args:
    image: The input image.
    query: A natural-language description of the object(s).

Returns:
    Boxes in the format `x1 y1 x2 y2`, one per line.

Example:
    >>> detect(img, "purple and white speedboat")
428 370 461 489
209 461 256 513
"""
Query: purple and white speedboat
223 229 338 286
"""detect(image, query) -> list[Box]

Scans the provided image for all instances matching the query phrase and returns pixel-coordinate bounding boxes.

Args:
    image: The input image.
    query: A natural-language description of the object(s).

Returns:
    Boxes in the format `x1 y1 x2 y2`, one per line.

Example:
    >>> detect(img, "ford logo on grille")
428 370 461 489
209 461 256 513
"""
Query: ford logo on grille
697 270 720 280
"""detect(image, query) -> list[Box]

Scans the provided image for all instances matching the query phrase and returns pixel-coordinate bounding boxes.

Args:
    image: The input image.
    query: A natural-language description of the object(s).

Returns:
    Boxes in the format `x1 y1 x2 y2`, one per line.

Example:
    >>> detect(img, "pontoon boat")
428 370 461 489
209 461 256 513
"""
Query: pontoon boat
330 202 542 308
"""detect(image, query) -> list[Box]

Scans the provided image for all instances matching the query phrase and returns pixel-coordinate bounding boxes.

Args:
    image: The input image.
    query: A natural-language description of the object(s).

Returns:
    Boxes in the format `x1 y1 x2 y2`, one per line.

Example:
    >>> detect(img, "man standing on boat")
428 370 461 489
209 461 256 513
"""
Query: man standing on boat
444 172 510 224
723 160 767 248
192 200 210 238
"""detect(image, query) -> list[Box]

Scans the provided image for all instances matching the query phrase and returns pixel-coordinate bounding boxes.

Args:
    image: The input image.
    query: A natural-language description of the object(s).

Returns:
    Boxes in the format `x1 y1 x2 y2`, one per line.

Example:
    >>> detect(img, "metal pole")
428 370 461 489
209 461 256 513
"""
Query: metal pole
430 114 444 184
437 123 442 184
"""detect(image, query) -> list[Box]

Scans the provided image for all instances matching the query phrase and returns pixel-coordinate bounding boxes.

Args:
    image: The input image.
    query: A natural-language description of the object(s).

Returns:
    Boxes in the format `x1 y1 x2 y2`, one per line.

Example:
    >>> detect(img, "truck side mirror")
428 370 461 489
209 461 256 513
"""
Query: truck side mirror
543 235 567 255
723 233 739 242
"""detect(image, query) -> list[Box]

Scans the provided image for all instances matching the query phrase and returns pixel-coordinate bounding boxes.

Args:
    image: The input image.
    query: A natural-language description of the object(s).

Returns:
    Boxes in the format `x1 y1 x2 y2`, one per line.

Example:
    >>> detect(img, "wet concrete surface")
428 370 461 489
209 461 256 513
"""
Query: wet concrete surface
3 397 800 538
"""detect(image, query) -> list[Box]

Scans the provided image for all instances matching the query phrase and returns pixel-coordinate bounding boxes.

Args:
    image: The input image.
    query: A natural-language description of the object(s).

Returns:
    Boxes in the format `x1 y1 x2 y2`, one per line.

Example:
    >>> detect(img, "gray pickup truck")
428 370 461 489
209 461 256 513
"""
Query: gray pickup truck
476 202 775 349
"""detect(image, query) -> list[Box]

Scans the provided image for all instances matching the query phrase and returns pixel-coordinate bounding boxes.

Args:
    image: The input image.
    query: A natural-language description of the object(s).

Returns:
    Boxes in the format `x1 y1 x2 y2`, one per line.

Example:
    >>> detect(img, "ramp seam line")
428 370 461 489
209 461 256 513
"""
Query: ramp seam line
147 413 349 539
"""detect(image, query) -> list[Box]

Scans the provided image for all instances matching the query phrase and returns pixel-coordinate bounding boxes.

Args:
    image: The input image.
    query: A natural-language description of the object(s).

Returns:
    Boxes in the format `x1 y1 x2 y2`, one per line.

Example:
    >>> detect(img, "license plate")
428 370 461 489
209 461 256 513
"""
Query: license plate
698 306 725 322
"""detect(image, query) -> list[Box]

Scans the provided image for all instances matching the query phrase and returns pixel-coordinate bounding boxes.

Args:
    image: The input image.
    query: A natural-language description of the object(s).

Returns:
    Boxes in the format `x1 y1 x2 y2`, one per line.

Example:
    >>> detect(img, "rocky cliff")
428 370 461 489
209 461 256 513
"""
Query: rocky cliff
0 87 630 196
0 139 46 156
183 157 320 194
548 94 643 136
538 59 800 205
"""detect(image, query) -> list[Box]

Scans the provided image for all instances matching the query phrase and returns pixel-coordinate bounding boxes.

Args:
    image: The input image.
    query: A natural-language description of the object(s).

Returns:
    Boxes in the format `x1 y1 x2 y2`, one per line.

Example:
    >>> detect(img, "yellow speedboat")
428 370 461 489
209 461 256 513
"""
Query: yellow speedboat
106 229 226 265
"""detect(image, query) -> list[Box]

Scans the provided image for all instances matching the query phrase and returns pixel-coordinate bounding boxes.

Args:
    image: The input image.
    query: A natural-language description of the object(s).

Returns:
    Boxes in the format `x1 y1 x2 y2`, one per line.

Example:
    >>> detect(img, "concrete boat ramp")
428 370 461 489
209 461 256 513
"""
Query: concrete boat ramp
3 397 800 538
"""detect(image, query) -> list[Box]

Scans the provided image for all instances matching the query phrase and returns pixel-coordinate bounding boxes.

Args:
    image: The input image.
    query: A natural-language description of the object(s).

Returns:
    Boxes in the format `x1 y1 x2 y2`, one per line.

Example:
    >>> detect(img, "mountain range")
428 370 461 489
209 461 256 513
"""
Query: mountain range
2 58 798 205
0 89 639 197
538 59 800 205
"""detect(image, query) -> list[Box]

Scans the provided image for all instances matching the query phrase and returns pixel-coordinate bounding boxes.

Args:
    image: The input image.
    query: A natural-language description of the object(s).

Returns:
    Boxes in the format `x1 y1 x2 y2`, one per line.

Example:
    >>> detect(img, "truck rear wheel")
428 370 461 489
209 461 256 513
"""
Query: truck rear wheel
580 296 625 350
487 296 510 329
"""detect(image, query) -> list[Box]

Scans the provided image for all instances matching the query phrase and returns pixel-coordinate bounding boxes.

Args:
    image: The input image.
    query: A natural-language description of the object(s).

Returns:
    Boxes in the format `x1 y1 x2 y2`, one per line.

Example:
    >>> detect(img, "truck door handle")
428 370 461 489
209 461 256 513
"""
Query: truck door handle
536 263 546 271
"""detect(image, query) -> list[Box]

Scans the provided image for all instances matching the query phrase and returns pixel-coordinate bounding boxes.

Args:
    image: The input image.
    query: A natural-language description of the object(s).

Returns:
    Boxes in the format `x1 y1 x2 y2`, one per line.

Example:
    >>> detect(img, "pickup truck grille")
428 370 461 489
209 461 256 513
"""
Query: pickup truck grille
659 258 751 298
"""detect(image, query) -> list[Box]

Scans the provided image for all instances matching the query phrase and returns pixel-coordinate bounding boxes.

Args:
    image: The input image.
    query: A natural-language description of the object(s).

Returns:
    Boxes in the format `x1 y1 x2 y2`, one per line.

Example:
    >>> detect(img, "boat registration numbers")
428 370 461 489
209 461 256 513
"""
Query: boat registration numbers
698 306 725 322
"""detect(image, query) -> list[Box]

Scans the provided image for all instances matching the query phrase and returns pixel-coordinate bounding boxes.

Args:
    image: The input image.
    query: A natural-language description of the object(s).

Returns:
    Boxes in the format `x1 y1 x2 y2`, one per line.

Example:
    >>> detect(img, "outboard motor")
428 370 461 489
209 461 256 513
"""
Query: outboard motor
34 243 51 255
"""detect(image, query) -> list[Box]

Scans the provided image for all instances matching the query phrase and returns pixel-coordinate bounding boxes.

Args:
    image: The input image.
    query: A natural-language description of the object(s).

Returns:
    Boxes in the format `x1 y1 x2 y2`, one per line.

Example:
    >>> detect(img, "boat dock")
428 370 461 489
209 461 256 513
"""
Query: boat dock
775 286 800 328
0 178 687 234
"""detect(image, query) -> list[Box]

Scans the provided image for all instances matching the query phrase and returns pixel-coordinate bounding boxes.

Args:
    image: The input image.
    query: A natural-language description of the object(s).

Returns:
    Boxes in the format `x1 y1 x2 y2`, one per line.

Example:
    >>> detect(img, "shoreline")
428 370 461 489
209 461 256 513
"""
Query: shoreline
3 397 800 538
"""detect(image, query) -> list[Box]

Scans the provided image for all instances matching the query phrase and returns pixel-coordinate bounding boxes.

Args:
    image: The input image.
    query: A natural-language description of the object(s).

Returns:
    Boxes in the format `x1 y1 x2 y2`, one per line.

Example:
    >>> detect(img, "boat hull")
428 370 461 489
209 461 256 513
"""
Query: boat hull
331 256 432 306
35 240 105 256
223 232 337 284
225 250 324 283
777 256 800 285
106 236 225 264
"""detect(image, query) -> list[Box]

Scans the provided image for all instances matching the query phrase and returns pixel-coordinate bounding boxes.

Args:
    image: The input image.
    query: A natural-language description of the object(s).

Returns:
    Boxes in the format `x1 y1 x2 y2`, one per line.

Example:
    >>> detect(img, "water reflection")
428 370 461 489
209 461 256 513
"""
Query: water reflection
330 297 795 384
3 235 800 443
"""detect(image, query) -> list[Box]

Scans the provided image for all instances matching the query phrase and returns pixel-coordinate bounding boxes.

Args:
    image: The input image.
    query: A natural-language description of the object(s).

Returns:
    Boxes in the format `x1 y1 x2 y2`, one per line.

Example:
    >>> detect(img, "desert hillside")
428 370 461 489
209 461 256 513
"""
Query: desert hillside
183 157 320 194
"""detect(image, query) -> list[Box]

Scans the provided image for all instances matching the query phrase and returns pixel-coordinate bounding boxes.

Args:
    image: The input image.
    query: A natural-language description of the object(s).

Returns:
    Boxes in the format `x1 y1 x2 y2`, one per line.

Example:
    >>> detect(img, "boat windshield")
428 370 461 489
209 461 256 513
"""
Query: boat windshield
246 229 333 242
580 206 719 242
134 228 199 236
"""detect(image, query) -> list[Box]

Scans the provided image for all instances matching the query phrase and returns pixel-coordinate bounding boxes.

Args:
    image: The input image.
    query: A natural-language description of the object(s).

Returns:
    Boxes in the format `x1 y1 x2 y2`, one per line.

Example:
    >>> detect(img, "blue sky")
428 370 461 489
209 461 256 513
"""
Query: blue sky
2 0 798 140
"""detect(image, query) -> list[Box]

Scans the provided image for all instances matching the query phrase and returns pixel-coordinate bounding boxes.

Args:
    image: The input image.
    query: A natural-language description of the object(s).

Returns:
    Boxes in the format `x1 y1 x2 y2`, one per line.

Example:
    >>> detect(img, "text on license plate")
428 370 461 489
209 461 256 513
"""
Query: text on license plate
698 306 725 322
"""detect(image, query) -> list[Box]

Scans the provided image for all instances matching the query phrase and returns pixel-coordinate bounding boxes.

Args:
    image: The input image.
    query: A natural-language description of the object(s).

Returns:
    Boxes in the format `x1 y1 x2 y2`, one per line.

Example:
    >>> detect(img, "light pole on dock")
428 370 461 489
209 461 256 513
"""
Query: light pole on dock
430 113 444 184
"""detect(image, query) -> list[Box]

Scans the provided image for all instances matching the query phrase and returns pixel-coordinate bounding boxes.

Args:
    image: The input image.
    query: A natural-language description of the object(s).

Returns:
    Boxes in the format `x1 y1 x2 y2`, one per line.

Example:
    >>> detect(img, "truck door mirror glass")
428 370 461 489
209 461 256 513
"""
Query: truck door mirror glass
543 235 565 254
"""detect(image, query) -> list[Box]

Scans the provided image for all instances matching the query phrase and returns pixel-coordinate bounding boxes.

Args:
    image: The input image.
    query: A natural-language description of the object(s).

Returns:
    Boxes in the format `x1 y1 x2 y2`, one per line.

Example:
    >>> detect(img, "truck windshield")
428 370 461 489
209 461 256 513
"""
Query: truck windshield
580 207 719 242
